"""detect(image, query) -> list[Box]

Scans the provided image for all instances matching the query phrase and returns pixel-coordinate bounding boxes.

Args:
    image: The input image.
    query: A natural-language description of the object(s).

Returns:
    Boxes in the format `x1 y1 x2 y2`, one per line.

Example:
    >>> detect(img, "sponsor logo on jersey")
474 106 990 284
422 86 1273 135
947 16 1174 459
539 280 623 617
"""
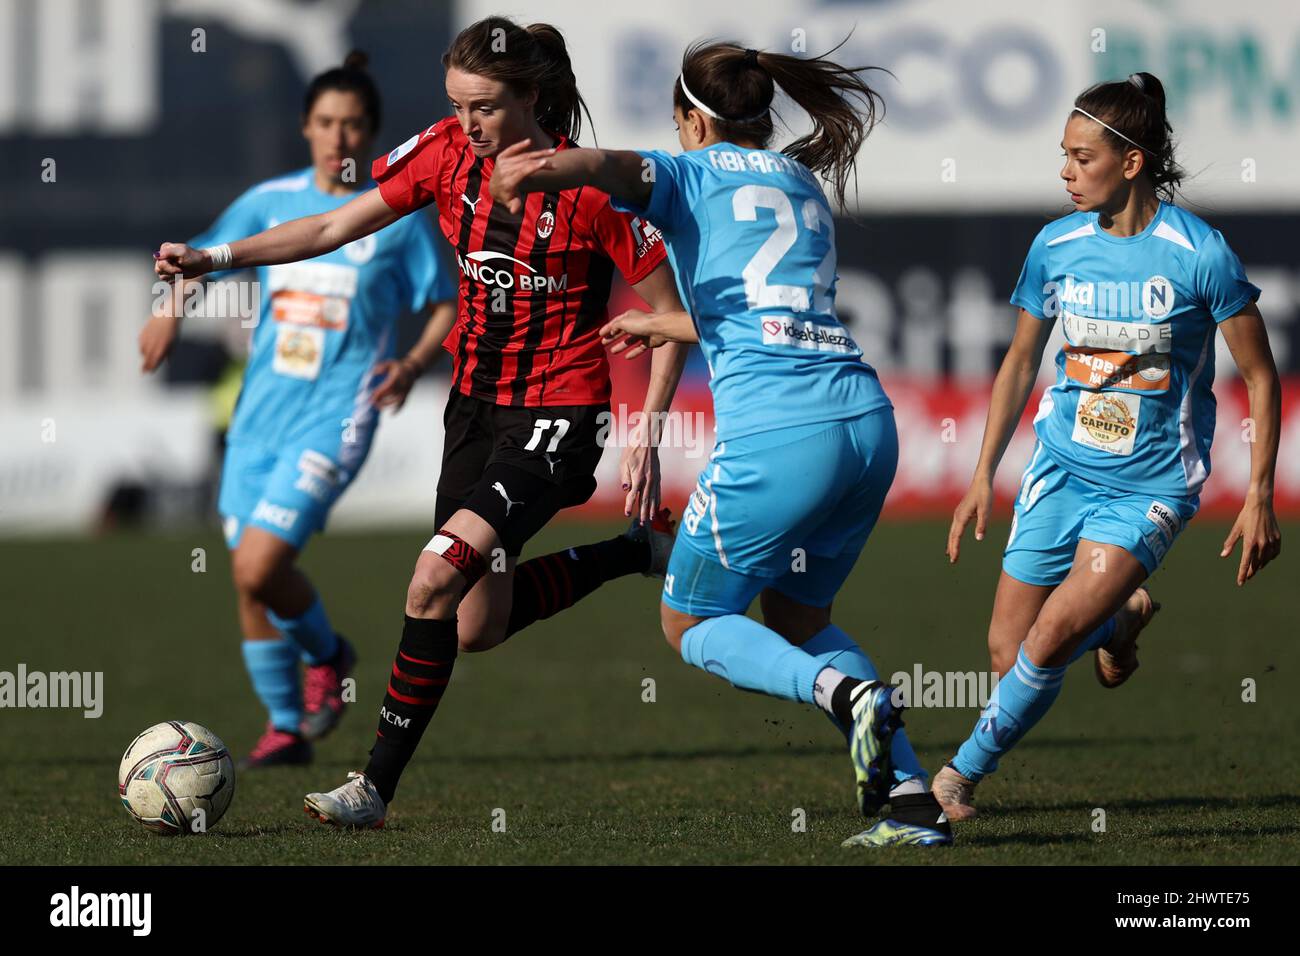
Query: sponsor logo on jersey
1049 274 1180 321
536 209 555 239
628 216 663 258
457 249 568 293
272 325 324 380
1143 275 1174 318
1061 311 1172 354
761 317 860 354
1071 392 1140 456
1064 349 1170 391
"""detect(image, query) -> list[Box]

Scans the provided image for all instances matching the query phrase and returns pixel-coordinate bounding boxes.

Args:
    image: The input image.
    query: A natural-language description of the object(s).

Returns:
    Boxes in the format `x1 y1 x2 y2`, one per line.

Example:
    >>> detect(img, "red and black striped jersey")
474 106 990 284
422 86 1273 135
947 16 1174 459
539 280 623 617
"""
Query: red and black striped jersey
371 117 667 407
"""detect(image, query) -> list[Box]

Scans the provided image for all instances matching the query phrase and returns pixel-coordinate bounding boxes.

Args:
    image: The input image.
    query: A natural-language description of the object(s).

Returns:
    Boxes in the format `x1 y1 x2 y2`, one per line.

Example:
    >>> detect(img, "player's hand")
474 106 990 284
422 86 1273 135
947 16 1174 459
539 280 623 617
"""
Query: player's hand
1220 493 1281 586
154 242 213 279
620 428 662 524
370 357 420 411
489 139 556 215
600 310 669 360
138 313 180 373
947 478 994 564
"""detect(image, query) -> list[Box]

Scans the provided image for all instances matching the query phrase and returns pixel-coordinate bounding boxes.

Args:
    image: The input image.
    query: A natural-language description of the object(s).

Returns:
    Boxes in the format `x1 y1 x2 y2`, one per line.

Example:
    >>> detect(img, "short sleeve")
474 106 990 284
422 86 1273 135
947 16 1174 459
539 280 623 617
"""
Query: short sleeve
401 212 456 312
1195 230 1260 323
188 186 269 280
1009 229 1054 320
589 195 668 286
608 149 683 236
371 122 447 216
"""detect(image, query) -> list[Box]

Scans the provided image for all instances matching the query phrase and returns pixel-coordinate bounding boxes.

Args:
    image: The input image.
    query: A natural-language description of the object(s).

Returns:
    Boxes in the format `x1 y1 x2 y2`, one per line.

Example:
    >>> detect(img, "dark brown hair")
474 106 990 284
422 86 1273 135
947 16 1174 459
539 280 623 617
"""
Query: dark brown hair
673 39 886 209
303 49 382 132
442 16 592 143
1073 72 1183 201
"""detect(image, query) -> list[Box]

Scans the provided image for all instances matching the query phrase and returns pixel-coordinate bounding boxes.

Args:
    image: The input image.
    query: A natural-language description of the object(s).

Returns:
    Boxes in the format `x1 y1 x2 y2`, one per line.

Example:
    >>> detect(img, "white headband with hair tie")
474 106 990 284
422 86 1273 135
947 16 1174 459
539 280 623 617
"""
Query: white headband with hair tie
677 73 772 124
1071 106 1154 156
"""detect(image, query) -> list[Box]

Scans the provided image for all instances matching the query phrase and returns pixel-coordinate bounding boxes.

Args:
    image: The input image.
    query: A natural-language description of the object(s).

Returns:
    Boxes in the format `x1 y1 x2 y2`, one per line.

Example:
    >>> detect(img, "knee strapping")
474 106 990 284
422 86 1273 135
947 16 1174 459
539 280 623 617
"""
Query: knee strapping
422 529 487 593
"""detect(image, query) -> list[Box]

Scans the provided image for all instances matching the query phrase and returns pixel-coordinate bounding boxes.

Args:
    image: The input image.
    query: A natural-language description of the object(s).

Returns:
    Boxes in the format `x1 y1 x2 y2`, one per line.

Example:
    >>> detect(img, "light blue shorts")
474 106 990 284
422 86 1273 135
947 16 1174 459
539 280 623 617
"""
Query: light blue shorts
1003 443 1199 587
217 440 356 550
662 408 898 617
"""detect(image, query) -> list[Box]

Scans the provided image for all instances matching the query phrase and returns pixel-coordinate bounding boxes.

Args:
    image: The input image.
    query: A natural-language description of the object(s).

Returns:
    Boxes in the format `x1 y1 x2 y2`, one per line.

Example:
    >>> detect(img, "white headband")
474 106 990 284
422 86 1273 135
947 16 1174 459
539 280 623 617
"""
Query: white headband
677 73 770 123
1071 106 1153 155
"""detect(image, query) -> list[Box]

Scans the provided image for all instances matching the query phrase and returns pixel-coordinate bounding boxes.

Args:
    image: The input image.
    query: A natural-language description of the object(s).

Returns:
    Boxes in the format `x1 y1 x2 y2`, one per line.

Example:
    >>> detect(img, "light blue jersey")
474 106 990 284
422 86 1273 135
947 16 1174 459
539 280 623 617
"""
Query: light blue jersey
192 167 454 471
614 145 890 441
1012 201 1259 499
195 168 454 549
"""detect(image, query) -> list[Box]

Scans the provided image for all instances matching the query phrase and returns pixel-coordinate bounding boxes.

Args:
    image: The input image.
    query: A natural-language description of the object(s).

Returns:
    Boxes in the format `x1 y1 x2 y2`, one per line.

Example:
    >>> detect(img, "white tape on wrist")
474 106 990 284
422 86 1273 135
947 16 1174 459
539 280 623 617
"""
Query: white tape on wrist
204 243 233 269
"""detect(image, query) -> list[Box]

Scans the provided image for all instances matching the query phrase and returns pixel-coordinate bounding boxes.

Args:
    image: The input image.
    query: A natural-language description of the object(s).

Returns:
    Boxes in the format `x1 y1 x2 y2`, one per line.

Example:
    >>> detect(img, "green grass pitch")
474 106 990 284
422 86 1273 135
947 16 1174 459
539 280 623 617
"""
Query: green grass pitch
1 519 1296 865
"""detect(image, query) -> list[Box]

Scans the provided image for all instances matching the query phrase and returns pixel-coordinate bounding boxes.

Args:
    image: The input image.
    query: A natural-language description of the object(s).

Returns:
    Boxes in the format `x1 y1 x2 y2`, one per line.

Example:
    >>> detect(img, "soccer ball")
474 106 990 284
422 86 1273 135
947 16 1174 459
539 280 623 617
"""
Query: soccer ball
118 721 236 835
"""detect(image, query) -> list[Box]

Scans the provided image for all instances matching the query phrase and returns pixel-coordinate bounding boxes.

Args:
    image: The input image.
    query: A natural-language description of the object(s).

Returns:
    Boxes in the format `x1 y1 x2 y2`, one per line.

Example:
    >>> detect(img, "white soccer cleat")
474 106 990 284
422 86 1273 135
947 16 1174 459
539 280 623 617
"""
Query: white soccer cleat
303 771 387 829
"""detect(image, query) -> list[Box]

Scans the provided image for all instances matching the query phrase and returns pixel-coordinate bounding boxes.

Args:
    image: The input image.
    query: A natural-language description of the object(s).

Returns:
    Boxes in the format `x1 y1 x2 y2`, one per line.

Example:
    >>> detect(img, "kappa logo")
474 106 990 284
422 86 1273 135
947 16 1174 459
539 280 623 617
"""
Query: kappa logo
492 482 523 516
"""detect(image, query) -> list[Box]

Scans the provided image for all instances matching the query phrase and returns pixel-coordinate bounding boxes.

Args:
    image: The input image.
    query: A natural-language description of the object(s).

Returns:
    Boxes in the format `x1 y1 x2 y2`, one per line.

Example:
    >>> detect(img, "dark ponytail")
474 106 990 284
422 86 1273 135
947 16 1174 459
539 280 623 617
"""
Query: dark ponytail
303 49 383 132
442 16 593 143
1073 72 1182 201
673 39 886 210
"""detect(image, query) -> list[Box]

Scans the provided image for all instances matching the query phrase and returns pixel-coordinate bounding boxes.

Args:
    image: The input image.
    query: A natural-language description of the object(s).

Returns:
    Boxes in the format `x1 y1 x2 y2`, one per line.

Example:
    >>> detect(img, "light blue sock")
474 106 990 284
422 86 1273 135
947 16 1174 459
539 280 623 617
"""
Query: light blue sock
241 638 302 732
952 645 1066 782
680 615 826 704
1067 617 1117 665
802 624 927 785
266 595 339 665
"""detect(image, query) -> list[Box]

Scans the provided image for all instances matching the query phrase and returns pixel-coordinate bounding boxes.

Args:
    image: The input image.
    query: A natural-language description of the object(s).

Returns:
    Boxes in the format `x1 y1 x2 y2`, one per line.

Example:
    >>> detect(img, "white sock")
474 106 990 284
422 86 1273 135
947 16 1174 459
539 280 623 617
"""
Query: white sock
812 666 850 716
889 778 926 797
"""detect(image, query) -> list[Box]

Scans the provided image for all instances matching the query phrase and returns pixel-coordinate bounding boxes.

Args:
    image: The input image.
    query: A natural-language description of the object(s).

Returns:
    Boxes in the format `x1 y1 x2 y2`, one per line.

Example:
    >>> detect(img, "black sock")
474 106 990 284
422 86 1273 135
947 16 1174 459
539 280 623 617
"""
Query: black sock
504 534 649 638
887 792 952 834
830 677 869 729
363 615 458 805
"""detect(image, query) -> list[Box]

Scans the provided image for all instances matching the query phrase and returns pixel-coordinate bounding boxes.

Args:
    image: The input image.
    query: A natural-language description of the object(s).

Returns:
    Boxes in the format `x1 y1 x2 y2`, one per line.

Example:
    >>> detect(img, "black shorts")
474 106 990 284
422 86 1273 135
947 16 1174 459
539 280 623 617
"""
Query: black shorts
434 390 609 556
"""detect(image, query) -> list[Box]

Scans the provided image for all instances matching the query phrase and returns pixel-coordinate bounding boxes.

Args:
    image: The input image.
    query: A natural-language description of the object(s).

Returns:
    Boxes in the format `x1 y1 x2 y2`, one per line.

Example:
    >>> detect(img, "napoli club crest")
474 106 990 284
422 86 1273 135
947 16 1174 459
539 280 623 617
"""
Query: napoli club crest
536 210 555 239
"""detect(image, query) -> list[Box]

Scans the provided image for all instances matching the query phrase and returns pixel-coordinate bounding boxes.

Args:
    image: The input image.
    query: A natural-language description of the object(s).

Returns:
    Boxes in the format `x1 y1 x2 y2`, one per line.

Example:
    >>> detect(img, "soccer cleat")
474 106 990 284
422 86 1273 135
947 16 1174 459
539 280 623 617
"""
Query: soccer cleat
238 724 312 770
303 771 387 829
841 793 954 848
1095 586 1159 689
931 763 979 821
300 635 357 741
626 507 676 578
849 681 902 817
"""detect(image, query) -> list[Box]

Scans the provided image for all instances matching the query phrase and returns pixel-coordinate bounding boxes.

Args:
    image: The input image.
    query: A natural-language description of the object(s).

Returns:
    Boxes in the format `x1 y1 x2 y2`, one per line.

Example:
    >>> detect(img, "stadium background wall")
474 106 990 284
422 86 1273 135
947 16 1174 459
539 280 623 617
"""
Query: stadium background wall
1 0 1296 533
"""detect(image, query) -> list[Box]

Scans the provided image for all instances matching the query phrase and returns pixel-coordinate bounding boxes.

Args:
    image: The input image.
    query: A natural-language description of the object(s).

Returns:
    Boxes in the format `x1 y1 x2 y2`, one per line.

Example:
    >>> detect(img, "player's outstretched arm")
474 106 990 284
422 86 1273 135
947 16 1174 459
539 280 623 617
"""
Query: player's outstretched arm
490 140 651 214
1218 301 1282 585
154 188 401 280
947 308 1053 564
